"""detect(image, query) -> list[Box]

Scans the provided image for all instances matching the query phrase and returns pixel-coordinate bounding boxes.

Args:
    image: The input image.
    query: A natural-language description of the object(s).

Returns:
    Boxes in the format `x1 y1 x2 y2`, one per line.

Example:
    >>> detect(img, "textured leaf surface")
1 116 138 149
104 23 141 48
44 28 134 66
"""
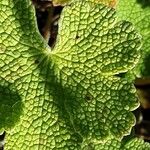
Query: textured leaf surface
0 79 22 131
0 0 141 149
82 137 150 149
117 0 150 77
121 137 150 150
90 0 117 7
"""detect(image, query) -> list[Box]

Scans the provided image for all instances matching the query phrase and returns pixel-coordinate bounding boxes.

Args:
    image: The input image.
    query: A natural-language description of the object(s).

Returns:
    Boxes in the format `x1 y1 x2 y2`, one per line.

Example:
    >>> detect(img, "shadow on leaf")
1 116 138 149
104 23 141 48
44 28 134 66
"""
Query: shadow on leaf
142 53 150 76
136 0 150 8
0 80 23 130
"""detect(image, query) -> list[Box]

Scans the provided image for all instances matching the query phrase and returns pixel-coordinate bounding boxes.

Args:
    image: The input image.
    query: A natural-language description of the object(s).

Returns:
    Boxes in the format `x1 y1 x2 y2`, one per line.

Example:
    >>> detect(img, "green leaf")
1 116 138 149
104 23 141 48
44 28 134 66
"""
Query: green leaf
117 0 150 77
121 137 150 150
0 0 142 149
89 0 117 7
0 78 22 131
82 137 150 149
